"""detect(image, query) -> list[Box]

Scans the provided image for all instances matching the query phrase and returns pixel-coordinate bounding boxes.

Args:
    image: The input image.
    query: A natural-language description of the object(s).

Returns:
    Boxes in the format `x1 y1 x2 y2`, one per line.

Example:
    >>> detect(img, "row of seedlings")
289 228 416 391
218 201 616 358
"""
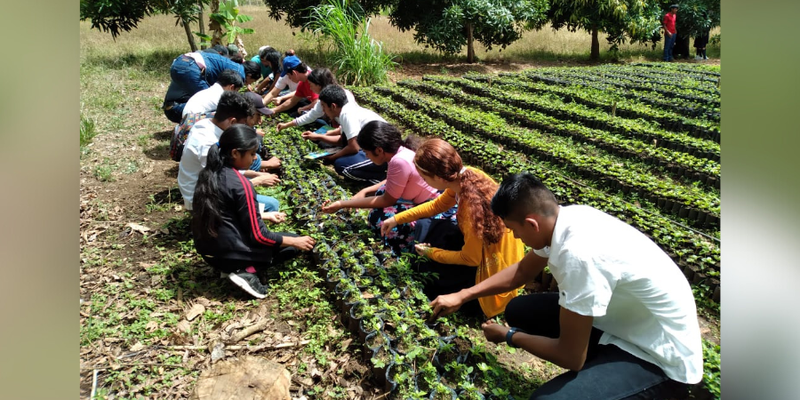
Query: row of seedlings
520 69 720 121
428 75 721 163
599 63 721 84
585 65 720 97
631 61 721 74
527 67 720 109
381 83 720 232
464 73 720 142
404 77 720 191
350 88 720 308
265 125 522 398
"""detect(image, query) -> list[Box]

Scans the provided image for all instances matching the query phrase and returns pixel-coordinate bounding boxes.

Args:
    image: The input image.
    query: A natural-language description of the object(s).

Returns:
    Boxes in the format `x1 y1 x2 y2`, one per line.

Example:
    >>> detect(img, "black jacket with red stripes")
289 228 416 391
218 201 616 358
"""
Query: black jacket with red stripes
193 167 283 261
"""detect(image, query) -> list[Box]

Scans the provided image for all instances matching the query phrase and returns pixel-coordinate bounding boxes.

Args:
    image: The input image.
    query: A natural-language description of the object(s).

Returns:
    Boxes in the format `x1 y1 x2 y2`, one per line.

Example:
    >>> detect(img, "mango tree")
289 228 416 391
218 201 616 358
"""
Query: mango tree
80 0 209 51
389 0 549 63
547 0 663 60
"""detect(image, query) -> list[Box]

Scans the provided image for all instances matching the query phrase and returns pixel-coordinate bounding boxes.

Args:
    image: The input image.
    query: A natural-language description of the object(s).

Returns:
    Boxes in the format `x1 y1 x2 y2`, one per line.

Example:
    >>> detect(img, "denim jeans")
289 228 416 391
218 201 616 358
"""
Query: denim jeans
256 194 280 212
333 150 388 184
663 33 677 61
505 294 690 400
250 153 262 171
163 55 209 123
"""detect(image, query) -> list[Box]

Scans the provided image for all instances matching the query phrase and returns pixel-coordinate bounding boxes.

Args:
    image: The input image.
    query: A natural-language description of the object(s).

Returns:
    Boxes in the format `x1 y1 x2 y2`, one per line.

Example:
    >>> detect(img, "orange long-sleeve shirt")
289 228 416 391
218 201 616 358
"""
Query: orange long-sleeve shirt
394 167 525 317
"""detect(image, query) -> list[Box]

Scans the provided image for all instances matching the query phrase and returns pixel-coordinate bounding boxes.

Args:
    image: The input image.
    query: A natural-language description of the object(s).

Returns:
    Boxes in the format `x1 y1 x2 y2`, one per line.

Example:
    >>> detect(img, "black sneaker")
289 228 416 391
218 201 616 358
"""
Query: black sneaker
227 270 268 299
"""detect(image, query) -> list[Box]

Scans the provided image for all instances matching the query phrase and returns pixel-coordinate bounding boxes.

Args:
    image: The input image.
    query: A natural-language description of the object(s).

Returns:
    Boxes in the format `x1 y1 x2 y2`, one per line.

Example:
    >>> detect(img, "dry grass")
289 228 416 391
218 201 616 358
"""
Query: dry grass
81 5 721 66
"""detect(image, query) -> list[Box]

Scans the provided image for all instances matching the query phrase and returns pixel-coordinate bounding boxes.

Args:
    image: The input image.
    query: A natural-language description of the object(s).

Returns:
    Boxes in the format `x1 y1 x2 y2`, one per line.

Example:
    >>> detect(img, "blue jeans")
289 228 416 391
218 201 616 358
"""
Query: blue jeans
256 194 280 212
250 154 262 171
663 33 677 61
163 55 209 123
333 150 387 184
505 294 690 400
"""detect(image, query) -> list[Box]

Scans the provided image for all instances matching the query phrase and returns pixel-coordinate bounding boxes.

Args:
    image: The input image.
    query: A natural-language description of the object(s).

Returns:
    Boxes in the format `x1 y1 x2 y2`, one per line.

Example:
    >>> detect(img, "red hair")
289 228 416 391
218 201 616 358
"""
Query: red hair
414 139 505 244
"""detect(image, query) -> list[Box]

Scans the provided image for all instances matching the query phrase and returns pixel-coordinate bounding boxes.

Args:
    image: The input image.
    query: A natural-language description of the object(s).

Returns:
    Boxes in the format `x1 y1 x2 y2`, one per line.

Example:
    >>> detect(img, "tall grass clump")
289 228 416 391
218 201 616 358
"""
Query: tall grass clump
305 0 396 86
80 115 98 148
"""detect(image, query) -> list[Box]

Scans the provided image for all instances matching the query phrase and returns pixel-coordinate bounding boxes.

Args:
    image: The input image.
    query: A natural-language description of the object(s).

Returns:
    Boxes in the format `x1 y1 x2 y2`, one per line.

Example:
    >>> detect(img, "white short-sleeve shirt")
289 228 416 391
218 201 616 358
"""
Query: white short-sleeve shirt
182 83 224 117
273 74 299 92
337 102 386 141
177 119 223 210
533 205 703 384
294 89 357 127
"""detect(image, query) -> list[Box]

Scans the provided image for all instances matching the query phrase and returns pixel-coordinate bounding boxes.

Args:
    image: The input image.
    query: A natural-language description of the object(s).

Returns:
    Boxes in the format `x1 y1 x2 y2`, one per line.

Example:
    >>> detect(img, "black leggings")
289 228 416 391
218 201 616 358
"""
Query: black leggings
414 218 482 317
201 234 300 274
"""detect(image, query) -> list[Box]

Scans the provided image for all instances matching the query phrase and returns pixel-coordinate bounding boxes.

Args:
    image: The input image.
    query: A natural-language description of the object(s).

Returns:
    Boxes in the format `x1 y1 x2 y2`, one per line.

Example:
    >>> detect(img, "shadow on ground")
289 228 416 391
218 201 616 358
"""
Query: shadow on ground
86 49 178 75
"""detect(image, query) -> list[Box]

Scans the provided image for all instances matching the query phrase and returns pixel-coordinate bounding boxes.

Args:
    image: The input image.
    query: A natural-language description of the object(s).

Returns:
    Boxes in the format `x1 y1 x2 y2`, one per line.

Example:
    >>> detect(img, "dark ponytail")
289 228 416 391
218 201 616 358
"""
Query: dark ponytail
192 124 260 241
307 68 338 88
357 121 419 154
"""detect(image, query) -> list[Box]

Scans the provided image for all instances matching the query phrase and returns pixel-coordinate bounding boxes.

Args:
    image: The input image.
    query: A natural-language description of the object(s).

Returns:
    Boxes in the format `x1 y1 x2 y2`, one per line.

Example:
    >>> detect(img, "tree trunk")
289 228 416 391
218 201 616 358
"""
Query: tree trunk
209 0 223 46
198 0 206 49
466 22 475 63
183 18 198 52
590 28 600 60
235 35 247 58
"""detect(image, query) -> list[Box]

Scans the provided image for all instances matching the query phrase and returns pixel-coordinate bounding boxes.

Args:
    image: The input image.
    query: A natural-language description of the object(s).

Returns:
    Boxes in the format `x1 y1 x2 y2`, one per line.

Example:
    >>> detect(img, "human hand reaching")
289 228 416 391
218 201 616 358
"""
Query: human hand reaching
321 200 344 213
283 235 315 251
261 211 286 224
380 217 398 237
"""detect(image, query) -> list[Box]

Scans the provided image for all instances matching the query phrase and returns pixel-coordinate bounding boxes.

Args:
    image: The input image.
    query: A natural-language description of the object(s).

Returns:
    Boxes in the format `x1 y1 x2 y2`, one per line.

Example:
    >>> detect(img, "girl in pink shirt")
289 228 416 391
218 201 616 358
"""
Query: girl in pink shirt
321 121 454 253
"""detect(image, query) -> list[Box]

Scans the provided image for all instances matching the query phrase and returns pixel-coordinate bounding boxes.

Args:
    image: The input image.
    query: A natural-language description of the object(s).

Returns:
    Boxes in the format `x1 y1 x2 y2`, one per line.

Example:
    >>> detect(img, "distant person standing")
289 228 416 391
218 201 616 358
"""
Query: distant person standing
694 25 710 60
662 4 679 62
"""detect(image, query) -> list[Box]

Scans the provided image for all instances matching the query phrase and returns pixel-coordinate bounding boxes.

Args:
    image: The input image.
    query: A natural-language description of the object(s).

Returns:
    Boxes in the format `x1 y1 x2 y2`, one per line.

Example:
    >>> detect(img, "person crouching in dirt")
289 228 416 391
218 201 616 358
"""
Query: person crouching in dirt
192 124 315 299
178 91 281 217
275 67 352 138
381 138 524 318
243 91 282 173
162 50 260 123
429 172 703 399
320 121 441 255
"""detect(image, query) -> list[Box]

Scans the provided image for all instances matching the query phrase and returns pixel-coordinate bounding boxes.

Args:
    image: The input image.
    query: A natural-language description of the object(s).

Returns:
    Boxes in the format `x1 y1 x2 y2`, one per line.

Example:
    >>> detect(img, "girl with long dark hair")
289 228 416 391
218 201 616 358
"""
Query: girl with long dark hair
320 121 445 253
192 124 315 299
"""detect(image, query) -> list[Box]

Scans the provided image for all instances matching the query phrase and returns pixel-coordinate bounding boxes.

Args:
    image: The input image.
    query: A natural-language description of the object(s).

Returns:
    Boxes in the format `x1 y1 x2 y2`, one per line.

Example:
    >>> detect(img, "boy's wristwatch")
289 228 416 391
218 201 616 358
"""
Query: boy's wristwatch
506 327 523 348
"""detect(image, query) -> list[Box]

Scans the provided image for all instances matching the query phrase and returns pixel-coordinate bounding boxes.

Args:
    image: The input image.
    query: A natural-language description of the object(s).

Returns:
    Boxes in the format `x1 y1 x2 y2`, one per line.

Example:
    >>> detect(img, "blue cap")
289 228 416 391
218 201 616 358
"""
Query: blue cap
280 55 301 77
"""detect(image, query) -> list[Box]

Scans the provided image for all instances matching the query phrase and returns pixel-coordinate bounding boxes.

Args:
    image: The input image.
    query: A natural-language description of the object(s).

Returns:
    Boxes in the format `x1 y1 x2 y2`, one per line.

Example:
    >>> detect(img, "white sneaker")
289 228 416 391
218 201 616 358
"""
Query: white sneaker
695 55 702 60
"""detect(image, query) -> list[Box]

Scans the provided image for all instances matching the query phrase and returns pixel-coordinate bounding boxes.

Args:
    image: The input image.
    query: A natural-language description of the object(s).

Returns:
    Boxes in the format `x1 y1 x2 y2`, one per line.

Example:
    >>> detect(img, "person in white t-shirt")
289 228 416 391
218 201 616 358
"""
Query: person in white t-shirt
309 85 387 184
182 69 243 118
429 172 703 399
178 92 281 217
275 67 356 139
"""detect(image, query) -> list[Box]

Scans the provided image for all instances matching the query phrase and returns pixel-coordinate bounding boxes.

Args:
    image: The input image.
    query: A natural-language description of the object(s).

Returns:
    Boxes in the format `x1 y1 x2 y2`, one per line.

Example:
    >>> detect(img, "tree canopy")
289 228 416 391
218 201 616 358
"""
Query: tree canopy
261 0 386 28
80 0 204 39
666 0 720 37
547 0 664 60
390 0 549 62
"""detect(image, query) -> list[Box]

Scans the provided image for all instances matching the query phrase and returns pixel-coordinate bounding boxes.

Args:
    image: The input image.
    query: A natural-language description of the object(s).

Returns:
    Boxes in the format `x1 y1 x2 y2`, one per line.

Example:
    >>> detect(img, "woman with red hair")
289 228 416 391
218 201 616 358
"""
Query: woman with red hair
381 138 524 318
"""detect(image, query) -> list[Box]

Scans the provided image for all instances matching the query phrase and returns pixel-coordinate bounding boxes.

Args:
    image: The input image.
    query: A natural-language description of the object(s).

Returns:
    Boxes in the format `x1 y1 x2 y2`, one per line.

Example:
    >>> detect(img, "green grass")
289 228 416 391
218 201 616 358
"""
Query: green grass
305 0 396 86
80 115 97 148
